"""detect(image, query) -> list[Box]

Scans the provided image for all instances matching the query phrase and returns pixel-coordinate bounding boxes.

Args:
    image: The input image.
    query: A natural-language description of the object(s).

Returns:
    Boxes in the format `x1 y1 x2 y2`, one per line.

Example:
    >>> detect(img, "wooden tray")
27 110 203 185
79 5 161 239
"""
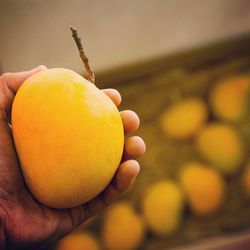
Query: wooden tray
96 34 250 249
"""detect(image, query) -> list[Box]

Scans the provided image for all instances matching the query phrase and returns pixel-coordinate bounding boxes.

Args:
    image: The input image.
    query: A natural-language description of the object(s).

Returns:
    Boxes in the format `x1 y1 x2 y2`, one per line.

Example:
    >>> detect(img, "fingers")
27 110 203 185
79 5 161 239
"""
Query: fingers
2 65 47 94
120 110 140 134
102 88 121 106
102 89 140 135
123 136 146 161
114 160 140 192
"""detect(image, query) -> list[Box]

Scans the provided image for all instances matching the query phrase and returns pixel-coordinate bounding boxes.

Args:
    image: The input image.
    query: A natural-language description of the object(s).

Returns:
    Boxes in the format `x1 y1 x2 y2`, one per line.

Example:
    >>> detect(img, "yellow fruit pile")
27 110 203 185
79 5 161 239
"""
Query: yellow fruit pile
55 75 250 249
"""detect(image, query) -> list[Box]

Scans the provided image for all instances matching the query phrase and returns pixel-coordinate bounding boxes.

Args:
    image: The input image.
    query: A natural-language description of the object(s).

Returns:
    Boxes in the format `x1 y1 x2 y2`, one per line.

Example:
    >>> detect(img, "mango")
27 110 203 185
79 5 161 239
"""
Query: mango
12 68 124 208
56 232 100 250
142 180 183 236
195 123 244 174
102 202 145 250
242 163 250 196
209 76 250 122
160 98 208 139
179 162 225 215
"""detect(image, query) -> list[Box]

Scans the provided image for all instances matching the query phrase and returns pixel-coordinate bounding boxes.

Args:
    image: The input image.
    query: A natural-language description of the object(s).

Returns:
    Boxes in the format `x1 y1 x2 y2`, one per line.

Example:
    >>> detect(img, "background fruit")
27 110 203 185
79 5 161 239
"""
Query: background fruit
209 76 250 122
179 162 225 215
195 123 244 174
56 232 100 250
242 163 250 196
142 180 183 236
102 202 145 250
12 68 124 208
160 98 208 139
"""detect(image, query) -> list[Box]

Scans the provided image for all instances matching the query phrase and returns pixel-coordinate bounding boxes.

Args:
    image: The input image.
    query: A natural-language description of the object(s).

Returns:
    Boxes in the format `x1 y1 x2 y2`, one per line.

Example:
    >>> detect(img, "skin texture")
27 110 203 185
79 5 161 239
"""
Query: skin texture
0 66 146 250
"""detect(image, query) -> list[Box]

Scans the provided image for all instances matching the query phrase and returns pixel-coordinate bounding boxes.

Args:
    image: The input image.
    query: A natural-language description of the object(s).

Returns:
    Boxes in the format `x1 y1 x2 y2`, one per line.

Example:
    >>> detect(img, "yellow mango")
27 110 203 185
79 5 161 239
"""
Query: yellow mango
209 76 250 122
160 98 208 139
195 123 244 174
102 202 145 250
242 163 250 196
56 232 100 250
179 162 225 215
12 68 124 208
142 180 183 236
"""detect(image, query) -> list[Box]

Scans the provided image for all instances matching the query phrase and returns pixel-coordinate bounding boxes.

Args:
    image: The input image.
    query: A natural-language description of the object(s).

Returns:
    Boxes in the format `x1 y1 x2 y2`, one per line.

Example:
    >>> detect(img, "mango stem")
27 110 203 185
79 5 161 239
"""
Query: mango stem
70 27 95 84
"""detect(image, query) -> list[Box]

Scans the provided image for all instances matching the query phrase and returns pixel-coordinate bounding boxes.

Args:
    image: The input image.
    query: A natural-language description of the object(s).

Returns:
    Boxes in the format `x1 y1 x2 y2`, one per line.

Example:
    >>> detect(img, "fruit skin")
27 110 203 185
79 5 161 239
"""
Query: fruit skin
142 180 183 236
209 76 250 122
102 202 145 250
56 232 100 250
12 68 124 208
242 163 250 196
179 162 225 215
160 98 208 140
195 123 244 174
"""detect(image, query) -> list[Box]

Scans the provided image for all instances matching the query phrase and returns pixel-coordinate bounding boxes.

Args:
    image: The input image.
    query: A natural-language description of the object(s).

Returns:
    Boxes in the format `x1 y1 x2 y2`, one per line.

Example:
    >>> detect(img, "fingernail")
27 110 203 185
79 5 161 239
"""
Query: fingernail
36 65 47 71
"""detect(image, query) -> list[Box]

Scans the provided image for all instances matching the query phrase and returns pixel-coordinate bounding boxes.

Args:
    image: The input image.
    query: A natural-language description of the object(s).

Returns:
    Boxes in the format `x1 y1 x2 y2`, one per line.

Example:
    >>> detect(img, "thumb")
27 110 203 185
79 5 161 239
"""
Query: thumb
0 65 47 192
2 65 47 94
0 65 47 121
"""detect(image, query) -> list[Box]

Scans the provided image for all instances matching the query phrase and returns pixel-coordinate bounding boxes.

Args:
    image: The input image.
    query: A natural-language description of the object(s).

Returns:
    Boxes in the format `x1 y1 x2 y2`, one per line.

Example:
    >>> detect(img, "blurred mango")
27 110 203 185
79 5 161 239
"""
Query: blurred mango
160 98 208 139
179 162 225 215
195 123 244 174
209 76 250 122
102 202 145 250
142 180 183 236
242 163 250 196
56 232 100 250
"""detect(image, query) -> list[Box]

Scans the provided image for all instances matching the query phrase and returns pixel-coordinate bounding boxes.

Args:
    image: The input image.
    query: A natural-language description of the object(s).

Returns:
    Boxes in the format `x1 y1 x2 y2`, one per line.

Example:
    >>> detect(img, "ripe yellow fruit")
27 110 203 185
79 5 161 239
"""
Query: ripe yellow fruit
242 163 250 196
179 162 225 215
102 202 145 250
12 68 124 208
209 76 250 122
56 232 100 250
160 98 208 139
142 180 183 236
195 123 244 174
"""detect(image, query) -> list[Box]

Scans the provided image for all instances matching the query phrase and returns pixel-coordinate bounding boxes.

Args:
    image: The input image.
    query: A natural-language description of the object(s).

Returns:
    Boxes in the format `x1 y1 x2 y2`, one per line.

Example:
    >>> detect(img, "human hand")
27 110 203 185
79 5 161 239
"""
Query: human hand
0 66 145 250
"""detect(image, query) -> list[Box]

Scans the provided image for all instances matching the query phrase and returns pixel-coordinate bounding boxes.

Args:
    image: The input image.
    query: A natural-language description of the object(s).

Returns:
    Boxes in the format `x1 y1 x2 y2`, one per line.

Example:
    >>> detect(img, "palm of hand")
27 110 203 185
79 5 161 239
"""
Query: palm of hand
0 66 145 250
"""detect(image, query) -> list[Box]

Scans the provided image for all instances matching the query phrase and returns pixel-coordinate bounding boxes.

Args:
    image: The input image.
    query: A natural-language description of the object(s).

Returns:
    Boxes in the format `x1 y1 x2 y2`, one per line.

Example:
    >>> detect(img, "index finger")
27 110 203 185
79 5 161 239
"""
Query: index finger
2 65 47 94
102 88 122 107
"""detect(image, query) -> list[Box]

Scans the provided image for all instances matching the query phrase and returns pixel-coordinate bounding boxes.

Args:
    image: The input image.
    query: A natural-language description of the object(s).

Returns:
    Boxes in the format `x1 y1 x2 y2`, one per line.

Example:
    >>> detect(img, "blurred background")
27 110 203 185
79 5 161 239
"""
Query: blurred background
1 0 250 250
1 0 250 74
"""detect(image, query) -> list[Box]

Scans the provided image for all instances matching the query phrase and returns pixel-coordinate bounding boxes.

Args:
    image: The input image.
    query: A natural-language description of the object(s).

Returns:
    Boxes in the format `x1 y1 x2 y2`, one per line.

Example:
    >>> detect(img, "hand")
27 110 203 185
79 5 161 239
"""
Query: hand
0 66 145 250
